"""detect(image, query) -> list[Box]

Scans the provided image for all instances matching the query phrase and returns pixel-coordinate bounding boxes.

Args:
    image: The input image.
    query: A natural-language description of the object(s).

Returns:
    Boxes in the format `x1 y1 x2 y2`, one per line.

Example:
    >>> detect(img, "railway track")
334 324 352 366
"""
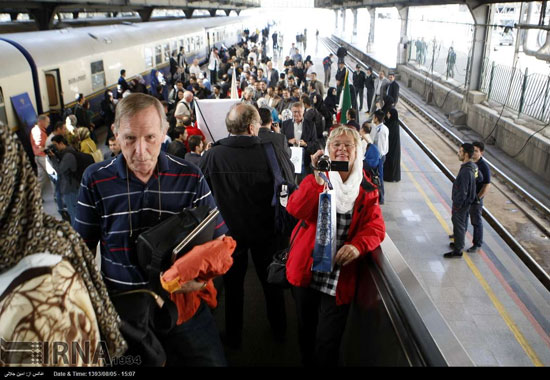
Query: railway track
322 37 550 291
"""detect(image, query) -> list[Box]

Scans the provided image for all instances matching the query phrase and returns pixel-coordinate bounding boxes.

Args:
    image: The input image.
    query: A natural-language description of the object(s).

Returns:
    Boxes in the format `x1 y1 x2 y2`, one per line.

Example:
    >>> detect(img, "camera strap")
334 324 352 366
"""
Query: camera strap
318 171 333 190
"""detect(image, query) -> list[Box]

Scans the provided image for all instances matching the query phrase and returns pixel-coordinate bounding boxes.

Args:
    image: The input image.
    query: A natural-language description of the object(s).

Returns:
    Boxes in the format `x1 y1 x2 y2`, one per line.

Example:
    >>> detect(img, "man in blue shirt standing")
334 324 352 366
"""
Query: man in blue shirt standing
468 141 491 253
74 93 228 366
445 143 479 258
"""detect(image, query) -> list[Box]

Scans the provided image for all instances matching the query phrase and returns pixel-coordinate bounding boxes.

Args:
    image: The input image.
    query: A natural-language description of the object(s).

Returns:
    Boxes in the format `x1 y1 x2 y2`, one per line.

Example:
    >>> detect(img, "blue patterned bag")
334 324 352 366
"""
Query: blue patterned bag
312 189 337 273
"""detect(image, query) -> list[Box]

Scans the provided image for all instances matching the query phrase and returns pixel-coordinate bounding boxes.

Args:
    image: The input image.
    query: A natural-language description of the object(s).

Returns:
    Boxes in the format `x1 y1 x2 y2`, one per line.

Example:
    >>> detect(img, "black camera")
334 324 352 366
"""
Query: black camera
316 155 349 172
44 144 59 158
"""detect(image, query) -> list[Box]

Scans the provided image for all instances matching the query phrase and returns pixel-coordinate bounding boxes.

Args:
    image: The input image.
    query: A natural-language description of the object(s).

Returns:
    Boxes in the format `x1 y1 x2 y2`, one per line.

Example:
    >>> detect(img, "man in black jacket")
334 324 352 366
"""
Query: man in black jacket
386 72 400 104
444 143 479 258
365 67 376 114
200 104 286 348
353 65 366 111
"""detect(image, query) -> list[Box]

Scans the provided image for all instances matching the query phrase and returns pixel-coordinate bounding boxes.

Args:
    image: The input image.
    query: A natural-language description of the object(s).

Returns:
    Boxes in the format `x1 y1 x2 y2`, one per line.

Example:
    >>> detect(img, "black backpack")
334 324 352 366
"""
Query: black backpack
66 149 95 183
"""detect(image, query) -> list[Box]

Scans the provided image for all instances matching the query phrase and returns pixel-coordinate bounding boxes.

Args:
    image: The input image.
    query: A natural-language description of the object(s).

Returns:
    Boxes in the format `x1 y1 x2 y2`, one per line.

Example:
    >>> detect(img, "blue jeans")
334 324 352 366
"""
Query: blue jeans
63 191 78 226
159 301 226 367
470 198 483 247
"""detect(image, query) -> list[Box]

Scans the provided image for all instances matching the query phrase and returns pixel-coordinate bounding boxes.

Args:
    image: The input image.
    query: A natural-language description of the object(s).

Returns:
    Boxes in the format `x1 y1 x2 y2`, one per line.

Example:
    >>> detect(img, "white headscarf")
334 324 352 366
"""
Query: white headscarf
326 128 366 214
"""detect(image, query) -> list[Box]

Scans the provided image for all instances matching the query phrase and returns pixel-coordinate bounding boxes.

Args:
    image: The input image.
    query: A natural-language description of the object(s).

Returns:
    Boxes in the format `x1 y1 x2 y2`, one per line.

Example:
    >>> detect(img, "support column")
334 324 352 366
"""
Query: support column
209 9 217 17
367 7 376 53
224 9 232 16
72 11 79 19
138 7 154 22
342 8 347 33
352 9 358 36
396 6 409 66
466 2 492 91
29 5 57 31
184 8 194 19
334 9 339 30
9 12 19 21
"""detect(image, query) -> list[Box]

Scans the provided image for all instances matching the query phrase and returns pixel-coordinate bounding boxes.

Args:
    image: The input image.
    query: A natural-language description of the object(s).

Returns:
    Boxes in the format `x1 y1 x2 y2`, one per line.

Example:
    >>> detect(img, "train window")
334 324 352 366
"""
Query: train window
171 41 177 57
144 47 153 68
90 60 106 92
155 45 162 66
0 88 7 126
185 38 190 53
196 36 201 50
163 43 170 62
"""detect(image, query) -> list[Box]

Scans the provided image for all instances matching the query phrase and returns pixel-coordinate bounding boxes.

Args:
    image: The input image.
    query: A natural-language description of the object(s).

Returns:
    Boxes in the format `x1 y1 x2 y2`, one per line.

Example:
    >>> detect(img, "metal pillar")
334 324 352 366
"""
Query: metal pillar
225 9 232 16
352 9 358 36
138 7 154 22
9 12 18 21
367 7 376 53
209 9 217 17
342 8 347 33
335 9 339 30
396 7 409 66
466 2 492 91
29 5 57 31
184 9 194 19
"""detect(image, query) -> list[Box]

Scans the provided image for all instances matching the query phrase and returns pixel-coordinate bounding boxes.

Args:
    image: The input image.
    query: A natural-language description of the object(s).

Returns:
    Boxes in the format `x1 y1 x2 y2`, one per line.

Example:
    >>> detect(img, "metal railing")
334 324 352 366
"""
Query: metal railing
480 60 550 123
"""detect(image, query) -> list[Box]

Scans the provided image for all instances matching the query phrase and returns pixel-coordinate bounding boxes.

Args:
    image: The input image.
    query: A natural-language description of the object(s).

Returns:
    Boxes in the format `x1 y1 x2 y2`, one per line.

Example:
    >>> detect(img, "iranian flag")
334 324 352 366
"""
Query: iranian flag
336 69 352 124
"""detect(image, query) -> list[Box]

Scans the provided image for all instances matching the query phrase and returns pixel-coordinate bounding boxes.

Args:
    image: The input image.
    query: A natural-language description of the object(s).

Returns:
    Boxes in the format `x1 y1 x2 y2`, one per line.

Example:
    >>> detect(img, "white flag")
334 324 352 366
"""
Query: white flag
194 99 240 143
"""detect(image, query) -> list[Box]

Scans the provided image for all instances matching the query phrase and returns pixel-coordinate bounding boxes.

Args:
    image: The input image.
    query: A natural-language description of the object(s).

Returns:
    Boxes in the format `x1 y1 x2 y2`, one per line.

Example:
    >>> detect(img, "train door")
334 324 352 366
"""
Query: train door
0 87 7 126
44 69 64 118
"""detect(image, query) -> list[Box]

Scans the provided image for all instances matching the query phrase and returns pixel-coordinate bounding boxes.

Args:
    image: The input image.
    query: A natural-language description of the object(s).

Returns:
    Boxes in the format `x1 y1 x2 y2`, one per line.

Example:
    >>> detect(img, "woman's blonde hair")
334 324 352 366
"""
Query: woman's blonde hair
75 127 90 141
326 125 362 151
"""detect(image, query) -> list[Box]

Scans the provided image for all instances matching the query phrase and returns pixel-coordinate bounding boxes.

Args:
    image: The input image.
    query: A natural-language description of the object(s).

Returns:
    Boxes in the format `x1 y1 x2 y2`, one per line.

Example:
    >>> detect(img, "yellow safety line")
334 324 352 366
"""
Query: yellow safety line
401 161 543 367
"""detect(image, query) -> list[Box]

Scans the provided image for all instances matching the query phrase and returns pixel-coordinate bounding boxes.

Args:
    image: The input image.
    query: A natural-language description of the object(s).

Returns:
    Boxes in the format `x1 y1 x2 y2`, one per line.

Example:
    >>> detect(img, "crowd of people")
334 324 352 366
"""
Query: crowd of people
12 25 434 367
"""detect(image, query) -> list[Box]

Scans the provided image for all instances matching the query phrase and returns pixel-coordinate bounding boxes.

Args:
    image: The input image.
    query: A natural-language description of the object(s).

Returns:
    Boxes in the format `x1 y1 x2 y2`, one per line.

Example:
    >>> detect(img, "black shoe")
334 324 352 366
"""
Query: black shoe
448 234 454 240
449 242 455 248
443 251 463 258
467 246 481 253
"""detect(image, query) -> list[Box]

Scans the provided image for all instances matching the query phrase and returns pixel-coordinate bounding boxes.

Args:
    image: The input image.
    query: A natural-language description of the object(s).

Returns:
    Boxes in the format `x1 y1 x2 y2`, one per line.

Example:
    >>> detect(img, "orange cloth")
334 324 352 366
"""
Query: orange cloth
161 236 236 324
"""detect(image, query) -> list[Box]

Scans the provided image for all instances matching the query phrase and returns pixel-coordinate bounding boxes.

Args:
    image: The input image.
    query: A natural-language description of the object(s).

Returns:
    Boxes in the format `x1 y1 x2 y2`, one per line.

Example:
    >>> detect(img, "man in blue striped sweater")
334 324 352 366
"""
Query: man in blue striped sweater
74 93 228 366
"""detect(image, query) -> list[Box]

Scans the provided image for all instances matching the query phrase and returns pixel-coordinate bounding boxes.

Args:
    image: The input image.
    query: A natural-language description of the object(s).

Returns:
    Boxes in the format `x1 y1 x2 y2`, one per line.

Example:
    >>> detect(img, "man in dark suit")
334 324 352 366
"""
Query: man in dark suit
353 64 366 111
266 60 279 88
281 102 319 181
257 108 294 182
387 72 400 104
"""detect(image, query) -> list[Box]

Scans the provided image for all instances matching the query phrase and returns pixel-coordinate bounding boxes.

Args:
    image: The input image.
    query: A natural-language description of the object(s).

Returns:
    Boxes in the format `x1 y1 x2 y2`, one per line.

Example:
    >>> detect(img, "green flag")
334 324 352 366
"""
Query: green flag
338 69 352 124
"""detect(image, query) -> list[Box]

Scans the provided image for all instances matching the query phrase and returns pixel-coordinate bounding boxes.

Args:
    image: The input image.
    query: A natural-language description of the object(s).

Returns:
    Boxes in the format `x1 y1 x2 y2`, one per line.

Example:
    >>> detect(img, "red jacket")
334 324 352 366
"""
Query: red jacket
285 172 385 305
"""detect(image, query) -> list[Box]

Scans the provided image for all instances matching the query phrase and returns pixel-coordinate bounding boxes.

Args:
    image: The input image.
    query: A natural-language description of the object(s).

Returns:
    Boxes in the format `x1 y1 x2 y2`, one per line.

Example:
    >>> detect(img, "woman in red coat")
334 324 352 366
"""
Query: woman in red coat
285 125 385 367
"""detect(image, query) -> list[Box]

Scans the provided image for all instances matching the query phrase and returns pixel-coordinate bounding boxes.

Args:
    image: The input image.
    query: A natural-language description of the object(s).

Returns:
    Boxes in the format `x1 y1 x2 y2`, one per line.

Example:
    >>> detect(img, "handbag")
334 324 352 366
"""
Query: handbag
267 220 305 288
111 206 218 366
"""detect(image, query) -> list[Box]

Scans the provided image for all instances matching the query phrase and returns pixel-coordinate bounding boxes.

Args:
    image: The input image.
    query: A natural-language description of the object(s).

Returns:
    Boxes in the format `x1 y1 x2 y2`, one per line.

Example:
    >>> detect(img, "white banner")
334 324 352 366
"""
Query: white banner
194 99 240 143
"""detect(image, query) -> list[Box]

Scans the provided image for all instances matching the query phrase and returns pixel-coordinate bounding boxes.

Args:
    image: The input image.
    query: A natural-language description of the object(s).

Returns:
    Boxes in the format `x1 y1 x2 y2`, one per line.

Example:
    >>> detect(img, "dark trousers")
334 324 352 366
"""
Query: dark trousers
291 286 350 367
452 206 470 253
366 89 374 113
223 239 287 342
470 199 483 247
379 155 386 204
356 87 364 110
210 69 218 84
159 301 226 366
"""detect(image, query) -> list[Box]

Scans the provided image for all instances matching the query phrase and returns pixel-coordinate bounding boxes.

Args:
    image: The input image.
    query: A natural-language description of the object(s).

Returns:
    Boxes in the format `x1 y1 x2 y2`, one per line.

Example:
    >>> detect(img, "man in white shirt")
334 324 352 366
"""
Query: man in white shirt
174 91 195 124
371 110 389 204
207 47 220 84
189 58 202 79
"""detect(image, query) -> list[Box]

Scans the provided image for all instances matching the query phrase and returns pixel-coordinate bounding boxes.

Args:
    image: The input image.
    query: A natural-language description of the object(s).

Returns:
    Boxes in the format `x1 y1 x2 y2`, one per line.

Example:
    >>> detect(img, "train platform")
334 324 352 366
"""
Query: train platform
382 128 550 366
